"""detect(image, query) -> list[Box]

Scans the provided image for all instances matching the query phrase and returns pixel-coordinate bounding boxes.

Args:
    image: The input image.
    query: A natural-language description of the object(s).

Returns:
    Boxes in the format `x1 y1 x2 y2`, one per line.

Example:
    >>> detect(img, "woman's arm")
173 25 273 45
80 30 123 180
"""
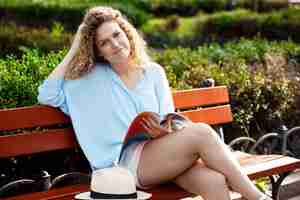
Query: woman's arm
37 24 85 114
139 63 175 138
154 63 175 116
47 24 83 79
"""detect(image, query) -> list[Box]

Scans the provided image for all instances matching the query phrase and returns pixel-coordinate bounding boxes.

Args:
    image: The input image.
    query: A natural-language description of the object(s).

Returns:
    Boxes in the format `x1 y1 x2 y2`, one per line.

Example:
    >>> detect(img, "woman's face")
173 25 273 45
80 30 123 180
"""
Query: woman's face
95 21 131 65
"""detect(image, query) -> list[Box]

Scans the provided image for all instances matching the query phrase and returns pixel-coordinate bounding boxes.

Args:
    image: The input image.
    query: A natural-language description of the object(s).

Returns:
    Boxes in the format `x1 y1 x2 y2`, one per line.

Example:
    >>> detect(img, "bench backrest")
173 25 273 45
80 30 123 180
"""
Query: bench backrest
0 86 232 158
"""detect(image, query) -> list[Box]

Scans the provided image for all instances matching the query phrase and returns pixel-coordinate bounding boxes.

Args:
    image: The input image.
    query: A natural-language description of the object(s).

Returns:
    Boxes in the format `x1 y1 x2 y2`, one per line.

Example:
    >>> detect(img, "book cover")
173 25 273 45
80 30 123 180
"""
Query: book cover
123 111 190 146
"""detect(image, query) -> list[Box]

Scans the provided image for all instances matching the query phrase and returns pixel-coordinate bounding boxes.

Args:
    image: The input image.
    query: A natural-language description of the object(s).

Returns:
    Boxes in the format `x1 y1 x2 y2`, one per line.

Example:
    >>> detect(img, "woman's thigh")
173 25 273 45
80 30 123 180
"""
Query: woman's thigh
138 123 208 186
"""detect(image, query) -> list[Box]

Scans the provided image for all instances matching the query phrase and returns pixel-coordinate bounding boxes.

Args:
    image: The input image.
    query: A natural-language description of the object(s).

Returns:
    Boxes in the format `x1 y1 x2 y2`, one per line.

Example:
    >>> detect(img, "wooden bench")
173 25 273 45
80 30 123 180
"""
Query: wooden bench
1 86 300 200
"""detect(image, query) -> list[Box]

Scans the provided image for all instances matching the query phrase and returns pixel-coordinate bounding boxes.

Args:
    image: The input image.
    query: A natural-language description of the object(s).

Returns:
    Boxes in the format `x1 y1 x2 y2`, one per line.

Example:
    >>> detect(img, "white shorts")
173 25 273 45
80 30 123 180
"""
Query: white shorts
118 141 150 189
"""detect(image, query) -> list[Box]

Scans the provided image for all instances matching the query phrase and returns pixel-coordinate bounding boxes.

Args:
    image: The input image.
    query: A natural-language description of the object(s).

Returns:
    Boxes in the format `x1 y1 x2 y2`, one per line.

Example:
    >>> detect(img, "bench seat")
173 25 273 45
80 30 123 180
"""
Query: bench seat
3 152 300 200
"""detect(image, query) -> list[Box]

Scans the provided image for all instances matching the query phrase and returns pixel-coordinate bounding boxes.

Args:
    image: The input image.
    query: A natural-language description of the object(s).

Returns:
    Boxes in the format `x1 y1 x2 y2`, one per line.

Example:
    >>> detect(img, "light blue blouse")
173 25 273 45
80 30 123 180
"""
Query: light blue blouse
37 62 174 170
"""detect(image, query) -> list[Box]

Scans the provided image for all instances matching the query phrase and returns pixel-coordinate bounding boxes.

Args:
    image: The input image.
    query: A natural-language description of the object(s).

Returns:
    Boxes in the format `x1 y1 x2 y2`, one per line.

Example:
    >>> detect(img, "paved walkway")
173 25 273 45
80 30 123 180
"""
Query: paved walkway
280 169 300 200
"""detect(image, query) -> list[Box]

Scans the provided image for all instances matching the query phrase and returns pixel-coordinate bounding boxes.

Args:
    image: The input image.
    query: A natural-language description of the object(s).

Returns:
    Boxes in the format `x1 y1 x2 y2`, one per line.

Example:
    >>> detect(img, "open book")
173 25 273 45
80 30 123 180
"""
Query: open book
123 112 190 146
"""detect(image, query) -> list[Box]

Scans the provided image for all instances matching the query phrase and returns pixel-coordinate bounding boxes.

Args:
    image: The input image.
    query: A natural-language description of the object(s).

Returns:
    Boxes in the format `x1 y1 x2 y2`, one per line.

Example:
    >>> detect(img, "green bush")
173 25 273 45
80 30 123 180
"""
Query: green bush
141 0 288 16
142 8 300 48
198 0 229 13
142 0 208 16
0 49 66 108
151 39 300 139
241 0 289 12
0 22 73 57
199 9 261 40
0 0 150 29
199 8 300 43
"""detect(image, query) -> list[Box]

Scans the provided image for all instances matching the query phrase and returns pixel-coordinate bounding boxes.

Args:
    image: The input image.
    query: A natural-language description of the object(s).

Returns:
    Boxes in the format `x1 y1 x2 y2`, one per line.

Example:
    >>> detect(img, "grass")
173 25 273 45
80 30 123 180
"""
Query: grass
141 16 199 38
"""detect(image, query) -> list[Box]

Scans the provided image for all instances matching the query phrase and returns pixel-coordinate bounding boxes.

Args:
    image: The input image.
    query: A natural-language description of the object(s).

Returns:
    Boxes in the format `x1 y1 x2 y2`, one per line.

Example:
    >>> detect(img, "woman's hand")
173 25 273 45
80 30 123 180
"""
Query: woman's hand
140 113 171 138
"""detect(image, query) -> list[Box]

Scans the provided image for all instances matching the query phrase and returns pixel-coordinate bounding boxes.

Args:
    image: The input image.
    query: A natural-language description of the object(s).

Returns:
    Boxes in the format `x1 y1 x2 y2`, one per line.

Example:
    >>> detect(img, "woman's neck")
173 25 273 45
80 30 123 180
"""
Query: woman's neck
111 59 137 77
111 61 144 90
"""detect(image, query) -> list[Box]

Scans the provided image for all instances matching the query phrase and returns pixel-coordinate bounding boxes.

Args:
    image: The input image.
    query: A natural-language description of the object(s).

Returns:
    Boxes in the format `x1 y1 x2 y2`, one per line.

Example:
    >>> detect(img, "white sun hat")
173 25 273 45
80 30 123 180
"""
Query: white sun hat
75 166 152 200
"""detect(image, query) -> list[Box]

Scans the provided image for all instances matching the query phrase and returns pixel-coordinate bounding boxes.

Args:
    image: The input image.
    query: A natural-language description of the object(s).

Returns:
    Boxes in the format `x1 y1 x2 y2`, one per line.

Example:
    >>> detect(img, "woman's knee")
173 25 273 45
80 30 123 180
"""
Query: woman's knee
183 122 220 145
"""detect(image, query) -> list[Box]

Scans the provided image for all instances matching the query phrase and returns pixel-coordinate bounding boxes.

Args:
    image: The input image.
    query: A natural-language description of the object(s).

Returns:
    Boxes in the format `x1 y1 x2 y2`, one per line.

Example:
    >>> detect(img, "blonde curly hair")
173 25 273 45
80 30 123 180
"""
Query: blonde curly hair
65 6 149 80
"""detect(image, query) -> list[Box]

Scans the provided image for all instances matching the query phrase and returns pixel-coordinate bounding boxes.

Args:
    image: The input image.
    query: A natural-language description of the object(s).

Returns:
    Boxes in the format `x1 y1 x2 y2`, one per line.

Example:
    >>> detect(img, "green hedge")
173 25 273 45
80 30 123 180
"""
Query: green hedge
199 8 300 43
141 0 288 16
0 0 289 28
0 0 150 30
2 5 299 56
0 22 72 58
142 8 300 48
1 39 299 139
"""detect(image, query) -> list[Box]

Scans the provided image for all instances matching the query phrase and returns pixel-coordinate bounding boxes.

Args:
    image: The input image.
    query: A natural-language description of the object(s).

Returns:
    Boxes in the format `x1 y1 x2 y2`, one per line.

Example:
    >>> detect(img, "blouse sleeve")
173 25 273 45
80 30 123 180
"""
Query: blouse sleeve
153 63 175 117
37 77 69 115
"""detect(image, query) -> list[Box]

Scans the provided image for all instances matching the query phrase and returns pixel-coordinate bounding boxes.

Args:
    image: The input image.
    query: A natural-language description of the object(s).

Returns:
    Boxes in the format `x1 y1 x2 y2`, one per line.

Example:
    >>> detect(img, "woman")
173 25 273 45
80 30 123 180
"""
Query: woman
38 6 271 200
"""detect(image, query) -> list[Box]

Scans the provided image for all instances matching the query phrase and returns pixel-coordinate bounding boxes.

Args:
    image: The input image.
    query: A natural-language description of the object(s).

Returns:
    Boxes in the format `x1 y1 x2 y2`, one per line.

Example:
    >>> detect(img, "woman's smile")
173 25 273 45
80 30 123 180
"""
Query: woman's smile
113 48 123 55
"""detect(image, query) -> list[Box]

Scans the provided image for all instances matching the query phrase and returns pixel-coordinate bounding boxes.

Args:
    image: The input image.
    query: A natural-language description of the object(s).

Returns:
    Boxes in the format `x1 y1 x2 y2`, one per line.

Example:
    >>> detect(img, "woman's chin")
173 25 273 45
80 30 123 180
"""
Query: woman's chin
110 53 130 65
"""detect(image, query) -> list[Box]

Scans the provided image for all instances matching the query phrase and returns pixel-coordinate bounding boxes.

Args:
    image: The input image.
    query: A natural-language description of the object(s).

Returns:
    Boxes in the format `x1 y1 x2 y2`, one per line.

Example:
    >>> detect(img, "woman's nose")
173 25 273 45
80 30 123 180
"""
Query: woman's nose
110 39 119 48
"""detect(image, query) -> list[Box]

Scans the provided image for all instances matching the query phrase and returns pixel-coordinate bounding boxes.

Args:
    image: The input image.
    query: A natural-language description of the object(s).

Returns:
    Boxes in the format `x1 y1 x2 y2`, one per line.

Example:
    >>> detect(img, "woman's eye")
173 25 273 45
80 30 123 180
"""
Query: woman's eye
99 40 107 47
113 32 120 38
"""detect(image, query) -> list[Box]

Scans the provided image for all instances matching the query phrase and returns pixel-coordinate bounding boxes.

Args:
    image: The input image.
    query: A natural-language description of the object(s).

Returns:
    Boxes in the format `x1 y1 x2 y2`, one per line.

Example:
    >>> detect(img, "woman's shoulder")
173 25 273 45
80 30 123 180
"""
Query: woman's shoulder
144 62 165 76
64 63 110 86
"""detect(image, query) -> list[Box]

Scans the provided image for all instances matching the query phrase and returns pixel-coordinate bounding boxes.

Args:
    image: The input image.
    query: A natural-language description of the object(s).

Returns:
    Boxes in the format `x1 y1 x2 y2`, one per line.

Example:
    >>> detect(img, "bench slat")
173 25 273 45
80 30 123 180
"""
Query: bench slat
0 105 233 158
180 105 233 124
0 87 229 132
0 129 77 158
173 86 229 109
0 105 70 132
235 152 300 179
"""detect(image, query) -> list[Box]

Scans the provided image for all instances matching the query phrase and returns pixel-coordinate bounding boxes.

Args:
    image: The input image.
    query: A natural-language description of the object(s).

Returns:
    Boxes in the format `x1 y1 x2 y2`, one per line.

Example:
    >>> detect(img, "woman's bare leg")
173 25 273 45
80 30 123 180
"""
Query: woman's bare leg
174 164 231 200
138 122 266 200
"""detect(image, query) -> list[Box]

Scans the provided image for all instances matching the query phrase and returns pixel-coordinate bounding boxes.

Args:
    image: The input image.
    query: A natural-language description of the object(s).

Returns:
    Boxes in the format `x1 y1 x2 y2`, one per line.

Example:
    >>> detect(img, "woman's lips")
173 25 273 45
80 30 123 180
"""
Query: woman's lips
113 48 123 54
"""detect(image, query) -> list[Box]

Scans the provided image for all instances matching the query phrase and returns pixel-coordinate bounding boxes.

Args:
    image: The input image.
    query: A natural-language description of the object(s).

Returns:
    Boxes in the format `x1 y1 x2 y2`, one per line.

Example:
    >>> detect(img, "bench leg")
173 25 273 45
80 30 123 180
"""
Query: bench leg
269 172 290 200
